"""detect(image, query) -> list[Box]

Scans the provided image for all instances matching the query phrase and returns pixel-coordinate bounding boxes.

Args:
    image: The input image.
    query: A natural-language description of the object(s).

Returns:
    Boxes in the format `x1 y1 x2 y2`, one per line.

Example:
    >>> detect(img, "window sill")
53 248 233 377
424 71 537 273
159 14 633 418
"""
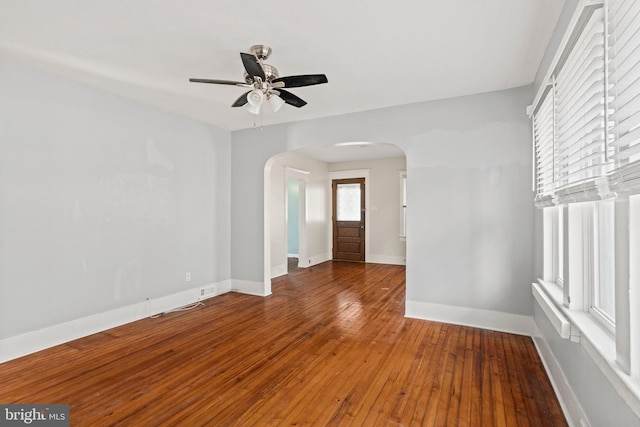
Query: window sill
537 279 563 306
535 279 640 418
536 279 614 350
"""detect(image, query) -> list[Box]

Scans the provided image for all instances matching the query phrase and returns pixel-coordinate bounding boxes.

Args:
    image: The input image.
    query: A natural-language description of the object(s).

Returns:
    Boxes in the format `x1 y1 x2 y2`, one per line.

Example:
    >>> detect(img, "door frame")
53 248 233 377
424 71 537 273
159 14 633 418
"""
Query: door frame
328 169 370 263
332 178 366 261
285 167 309 271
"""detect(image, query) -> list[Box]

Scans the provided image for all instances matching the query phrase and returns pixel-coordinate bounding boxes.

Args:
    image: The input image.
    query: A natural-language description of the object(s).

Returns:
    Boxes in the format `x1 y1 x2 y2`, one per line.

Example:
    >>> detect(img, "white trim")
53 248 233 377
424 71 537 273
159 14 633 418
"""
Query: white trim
532 325 591 427
399 170 407 238
367 255 405 265
285 168 309 278
0 280 232 364
614 196 632 373
328 169 370 179
580 331 640 420
264 159 275 295
533 282 572 339
630 194 640 379
405 300 534 336
298 252 331 268
271 264 287 278
232 279 270 297
535 278 640 420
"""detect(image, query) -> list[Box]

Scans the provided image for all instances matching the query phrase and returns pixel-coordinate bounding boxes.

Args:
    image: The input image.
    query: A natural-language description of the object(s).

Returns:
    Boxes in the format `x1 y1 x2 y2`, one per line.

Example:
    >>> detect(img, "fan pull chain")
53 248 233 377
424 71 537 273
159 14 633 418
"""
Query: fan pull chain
252 109 264 129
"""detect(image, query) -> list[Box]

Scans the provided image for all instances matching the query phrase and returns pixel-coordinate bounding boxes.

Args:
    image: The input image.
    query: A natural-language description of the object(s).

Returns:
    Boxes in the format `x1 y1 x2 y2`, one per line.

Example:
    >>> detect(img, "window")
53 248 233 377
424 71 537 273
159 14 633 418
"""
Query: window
531 0 640 400
533 3 614 309
543 206 564 286
335 183 361 221
591 200 615 328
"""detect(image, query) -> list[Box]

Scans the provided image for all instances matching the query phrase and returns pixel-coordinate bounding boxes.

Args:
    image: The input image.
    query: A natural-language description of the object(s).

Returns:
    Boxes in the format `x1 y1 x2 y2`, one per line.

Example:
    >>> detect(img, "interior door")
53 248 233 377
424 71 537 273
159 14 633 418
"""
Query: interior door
332 178 365 261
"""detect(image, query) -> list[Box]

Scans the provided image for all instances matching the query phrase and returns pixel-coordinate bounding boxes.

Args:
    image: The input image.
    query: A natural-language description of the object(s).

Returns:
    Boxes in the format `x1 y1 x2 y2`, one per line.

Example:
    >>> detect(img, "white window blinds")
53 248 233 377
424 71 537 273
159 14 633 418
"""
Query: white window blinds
609 0 640 192
555 7 611 201
529 0 640 205
534 87 556 206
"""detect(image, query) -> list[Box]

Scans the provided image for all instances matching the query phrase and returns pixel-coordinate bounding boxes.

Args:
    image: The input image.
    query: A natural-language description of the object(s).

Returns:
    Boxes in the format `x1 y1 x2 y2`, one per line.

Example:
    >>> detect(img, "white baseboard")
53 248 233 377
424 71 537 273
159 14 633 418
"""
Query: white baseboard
270 263 287 279
298 252 331 268
367 254 406 265
532 325 590 427
0 280 232 364
405 300 534 336
232 279 270 297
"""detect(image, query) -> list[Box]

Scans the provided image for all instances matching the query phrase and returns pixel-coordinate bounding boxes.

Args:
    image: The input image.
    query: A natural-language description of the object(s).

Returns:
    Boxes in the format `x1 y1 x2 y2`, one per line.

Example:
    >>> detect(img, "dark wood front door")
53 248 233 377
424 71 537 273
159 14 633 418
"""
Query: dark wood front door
332 178 365 261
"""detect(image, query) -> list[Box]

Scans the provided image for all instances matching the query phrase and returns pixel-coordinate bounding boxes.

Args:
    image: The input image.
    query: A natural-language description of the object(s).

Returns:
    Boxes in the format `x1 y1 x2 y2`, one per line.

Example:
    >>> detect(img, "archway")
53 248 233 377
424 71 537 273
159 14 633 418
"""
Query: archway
263 142 407 289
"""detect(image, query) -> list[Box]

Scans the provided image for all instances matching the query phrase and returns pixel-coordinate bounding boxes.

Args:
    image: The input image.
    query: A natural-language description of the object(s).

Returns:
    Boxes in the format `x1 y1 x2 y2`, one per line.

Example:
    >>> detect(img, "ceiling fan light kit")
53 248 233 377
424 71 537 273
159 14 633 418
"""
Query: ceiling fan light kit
246 89 264 114
189 44 328 115
268 93 285 112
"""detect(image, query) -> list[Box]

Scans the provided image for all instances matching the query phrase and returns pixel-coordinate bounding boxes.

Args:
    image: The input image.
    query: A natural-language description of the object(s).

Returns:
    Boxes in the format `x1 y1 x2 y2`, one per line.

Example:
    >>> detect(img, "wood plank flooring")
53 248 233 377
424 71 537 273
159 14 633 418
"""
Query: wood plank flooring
0 261 567 426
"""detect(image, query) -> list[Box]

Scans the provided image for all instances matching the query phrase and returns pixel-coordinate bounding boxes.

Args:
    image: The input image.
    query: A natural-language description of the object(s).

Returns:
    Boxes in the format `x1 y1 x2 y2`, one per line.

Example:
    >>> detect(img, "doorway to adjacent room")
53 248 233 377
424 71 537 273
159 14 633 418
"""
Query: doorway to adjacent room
332 178 365 262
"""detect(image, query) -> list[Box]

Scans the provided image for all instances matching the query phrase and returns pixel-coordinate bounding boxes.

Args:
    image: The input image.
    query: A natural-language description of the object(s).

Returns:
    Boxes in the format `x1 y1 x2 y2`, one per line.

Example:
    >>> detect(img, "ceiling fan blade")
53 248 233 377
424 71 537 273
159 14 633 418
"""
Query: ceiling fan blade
276 89 307 108
231 91 250 107
240 52 266 80
189 78 246 86
272 74 328 88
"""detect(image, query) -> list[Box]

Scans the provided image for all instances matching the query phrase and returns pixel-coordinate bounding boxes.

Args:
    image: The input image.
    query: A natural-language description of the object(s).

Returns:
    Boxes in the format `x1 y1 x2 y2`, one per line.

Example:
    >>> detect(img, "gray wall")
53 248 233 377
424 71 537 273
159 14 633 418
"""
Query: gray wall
231 85 534 317
0 58 231 338
0 56 536 339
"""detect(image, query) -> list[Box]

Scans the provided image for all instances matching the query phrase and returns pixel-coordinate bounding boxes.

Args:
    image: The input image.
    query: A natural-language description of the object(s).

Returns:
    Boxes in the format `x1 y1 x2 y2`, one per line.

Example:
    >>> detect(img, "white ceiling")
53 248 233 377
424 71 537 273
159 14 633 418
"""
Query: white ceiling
0 0 564 135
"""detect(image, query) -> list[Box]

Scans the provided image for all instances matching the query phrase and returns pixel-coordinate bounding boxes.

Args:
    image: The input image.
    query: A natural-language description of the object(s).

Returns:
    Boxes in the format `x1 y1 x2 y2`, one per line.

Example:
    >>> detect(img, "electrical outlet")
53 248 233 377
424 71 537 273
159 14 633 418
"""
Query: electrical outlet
185 272 191 282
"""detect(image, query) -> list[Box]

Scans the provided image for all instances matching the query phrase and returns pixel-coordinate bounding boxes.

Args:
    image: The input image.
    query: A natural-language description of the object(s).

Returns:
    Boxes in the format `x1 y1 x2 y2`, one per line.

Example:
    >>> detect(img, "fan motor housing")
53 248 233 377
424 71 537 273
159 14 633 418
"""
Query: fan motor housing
244 63 279 84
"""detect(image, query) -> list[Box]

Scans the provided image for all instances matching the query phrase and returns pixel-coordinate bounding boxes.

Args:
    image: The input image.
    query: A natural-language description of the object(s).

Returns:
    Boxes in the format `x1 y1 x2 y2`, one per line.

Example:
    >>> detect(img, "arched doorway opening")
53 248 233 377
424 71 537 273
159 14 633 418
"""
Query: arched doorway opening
263 142 407 288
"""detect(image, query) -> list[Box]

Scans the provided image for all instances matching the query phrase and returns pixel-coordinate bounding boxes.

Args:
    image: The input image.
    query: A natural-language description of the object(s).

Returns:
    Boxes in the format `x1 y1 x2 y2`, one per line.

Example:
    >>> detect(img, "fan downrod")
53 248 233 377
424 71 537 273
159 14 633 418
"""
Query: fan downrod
250 45 272 60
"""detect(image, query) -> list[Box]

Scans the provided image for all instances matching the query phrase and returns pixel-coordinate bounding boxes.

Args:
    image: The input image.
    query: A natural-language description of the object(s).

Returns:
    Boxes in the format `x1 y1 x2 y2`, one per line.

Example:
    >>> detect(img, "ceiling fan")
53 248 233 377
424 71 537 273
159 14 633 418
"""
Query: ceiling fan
189 45 328 114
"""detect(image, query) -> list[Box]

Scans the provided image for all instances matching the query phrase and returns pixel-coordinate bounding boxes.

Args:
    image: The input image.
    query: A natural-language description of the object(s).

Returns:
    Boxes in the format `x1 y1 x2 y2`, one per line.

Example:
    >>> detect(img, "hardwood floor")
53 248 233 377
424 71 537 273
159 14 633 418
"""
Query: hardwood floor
0 262 567 426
